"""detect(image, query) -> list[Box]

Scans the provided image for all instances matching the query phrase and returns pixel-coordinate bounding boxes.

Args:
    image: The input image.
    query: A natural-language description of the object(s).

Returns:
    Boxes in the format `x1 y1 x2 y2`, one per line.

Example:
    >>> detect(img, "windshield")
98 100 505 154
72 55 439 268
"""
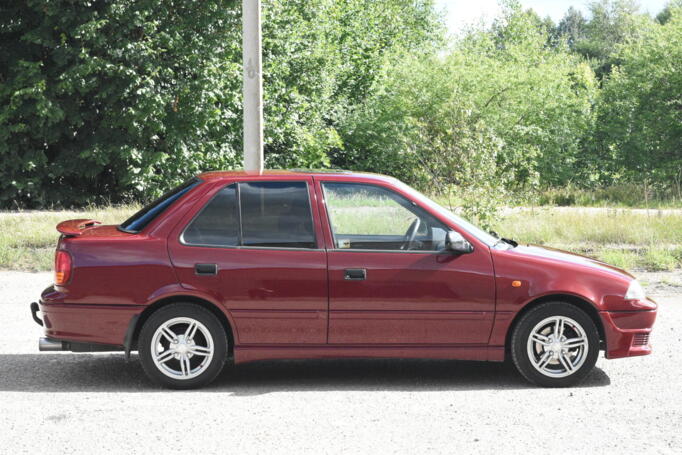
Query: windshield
119 178 200 233
393 180 500 247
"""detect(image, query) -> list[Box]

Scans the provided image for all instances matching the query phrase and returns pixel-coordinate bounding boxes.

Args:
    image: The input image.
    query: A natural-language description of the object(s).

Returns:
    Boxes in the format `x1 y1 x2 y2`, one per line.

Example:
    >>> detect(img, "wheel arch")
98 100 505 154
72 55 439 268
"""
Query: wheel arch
130 295 235 357
504 294 605 357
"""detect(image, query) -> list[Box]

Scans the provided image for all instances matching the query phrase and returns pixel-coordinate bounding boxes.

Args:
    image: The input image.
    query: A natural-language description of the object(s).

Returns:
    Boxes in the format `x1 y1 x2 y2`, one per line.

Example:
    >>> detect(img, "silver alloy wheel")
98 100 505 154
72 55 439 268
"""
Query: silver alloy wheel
151 317 215 380
526 315 588 378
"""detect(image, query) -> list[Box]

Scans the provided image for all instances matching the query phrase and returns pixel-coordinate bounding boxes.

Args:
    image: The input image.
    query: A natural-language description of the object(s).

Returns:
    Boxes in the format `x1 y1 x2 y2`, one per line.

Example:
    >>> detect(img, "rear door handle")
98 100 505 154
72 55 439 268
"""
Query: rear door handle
344 268 366 280
195 263 217 276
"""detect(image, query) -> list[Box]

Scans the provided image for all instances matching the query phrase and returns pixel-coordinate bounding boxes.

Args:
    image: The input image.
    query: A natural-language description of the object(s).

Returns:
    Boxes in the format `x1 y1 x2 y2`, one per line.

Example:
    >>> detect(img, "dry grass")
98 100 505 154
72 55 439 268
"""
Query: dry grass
1 204 680 272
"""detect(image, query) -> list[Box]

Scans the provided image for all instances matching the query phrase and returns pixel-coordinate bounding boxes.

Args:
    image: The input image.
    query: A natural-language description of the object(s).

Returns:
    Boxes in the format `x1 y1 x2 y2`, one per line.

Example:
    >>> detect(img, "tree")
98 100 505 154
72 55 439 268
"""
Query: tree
656 0 682 24
260 0 442 169
0 0 243 207
594 5 682 184
0 0 442 208
556 7 588 49
576 0 651 77
337 4 597 222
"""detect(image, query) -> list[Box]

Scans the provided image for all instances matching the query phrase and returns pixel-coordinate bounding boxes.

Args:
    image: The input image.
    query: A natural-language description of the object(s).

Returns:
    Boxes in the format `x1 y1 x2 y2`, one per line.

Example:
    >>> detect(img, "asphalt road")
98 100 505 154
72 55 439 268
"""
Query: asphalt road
0 271 680 454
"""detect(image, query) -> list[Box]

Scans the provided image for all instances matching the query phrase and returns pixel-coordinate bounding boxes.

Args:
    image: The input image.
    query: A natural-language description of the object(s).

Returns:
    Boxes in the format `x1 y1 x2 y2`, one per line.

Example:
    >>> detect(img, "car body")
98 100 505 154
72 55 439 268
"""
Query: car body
32 170 657 388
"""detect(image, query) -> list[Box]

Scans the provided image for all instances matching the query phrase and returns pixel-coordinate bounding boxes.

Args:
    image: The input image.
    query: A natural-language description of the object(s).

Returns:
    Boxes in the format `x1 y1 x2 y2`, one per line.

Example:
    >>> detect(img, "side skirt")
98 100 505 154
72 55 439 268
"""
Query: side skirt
234 344 504 364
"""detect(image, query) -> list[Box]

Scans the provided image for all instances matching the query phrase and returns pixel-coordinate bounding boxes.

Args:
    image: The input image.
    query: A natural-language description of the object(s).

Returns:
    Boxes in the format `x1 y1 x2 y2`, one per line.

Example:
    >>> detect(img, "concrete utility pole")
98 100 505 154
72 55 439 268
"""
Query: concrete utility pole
242 0 264 173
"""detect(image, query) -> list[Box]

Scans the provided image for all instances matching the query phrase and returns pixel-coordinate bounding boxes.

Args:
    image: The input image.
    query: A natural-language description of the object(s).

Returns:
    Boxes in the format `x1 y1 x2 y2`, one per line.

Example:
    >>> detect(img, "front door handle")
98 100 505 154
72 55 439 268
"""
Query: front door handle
195 263 217 276
344 268 366 280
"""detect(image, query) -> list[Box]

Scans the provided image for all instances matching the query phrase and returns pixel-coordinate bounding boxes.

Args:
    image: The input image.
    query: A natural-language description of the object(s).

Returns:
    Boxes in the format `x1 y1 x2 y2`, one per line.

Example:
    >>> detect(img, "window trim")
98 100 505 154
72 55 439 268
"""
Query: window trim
179 180 320 250
321 181 450 254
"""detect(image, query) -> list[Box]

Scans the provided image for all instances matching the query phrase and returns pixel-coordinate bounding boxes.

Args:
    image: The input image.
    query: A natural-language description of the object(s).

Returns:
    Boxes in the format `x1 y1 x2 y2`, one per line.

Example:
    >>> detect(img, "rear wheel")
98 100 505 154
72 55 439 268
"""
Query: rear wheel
511 302 599 387
139 303 228 389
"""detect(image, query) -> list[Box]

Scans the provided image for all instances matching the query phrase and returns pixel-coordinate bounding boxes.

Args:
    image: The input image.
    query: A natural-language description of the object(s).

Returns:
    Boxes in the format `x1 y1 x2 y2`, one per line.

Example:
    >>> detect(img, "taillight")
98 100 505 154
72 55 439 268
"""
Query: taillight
55 250 72 285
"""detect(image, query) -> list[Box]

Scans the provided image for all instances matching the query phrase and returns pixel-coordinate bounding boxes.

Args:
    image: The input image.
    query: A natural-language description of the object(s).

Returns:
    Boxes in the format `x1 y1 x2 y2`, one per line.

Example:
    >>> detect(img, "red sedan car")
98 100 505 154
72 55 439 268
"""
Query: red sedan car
31 170 657 389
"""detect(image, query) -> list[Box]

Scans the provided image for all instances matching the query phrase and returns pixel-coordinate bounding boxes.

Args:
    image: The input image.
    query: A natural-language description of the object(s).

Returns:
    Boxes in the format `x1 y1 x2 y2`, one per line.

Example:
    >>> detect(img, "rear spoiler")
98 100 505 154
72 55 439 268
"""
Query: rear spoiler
56 219 102 236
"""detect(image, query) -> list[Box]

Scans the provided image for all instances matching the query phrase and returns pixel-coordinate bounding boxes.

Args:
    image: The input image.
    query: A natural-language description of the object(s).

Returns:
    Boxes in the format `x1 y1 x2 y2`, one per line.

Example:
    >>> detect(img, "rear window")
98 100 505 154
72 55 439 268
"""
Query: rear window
120 179 200 233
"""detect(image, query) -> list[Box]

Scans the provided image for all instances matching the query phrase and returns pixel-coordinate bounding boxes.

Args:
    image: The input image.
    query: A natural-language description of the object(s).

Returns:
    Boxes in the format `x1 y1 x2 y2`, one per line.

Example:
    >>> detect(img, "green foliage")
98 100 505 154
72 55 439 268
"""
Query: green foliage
260 0 441 170
656 0 682 24
575 0 653 77
1 0 243 207
593 6 682 184
2 0 681 225
0 0 441 208
337 3 597 223
335 52 510 225
642 248 680 271
556 7 588 49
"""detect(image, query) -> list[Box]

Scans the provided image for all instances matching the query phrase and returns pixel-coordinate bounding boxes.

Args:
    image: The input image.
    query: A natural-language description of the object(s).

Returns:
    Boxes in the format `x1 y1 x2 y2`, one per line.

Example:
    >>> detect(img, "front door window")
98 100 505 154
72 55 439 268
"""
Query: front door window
322 182 448 251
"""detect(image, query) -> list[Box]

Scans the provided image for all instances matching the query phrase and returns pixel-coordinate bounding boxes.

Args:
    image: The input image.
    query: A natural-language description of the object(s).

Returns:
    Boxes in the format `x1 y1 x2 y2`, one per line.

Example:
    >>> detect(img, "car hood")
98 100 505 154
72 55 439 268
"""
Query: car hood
503 244 635 280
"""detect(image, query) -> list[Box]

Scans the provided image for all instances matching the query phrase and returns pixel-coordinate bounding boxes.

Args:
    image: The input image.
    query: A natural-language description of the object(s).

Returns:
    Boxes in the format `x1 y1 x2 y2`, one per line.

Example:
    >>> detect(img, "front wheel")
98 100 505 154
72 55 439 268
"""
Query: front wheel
511 302 600 387
139 303 228 389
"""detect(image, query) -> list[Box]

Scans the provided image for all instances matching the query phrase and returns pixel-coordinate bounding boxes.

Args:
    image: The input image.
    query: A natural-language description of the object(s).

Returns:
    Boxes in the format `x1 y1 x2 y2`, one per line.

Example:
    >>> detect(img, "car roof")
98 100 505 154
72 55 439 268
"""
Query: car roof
196 169 397 183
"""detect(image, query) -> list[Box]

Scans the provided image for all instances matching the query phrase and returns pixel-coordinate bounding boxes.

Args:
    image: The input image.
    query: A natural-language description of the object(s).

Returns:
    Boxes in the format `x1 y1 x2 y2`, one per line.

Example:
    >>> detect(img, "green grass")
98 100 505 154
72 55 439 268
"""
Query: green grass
1 203 681 272
641 247 682 272
496 209 682 246
596 249 640 270
496 209 682 271
0 205 138 272
533 183 682 208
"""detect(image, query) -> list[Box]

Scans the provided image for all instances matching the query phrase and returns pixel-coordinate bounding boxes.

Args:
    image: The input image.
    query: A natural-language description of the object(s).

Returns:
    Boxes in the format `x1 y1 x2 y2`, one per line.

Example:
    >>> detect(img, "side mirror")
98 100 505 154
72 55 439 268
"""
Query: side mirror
445 231 474 254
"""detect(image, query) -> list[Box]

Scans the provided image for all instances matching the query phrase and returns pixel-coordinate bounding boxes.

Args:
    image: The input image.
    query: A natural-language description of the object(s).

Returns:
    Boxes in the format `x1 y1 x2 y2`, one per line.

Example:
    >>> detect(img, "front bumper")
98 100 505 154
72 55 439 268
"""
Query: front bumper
601 306 657 359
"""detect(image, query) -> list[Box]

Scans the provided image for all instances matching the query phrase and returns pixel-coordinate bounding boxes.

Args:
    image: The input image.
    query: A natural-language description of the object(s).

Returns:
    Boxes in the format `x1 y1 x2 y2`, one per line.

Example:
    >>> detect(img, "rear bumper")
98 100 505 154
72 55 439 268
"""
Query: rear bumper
600 307 657 359
34 287 143 347
38 336 122 352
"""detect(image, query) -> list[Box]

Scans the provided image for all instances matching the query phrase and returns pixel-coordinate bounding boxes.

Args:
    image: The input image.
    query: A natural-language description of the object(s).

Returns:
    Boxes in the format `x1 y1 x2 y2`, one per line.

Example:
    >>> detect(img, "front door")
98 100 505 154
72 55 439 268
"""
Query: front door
318 180 495 345
168 178 328 345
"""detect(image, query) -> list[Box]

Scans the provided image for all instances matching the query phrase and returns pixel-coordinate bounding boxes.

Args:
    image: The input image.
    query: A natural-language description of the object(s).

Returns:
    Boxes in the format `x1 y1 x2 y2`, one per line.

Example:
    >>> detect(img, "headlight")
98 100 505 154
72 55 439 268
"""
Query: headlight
625 280 646 300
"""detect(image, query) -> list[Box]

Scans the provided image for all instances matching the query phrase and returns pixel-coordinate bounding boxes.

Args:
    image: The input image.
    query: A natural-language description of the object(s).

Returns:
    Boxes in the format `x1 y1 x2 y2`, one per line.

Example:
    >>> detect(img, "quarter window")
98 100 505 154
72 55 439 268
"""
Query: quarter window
120 178 200 233
322 183 448 251
183 185 239 247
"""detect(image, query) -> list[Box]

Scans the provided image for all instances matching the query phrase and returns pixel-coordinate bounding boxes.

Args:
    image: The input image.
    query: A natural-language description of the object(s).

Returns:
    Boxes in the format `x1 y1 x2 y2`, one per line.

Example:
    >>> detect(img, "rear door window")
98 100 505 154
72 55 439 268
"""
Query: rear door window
239 182 316 249
182 181 316 249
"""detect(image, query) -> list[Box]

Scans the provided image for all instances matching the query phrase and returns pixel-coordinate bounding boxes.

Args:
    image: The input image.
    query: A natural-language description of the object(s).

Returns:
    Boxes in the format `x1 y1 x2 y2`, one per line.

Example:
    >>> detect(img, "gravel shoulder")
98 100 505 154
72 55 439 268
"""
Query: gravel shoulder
0 271 680 454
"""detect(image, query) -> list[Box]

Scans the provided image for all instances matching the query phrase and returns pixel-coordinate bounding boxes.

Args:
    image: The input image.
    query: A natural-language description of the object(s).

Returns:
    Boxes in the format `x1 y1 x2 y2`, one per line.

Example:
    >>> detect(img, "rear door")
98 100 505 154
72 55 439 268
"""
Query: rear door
316 179 496 345
168 177 328 344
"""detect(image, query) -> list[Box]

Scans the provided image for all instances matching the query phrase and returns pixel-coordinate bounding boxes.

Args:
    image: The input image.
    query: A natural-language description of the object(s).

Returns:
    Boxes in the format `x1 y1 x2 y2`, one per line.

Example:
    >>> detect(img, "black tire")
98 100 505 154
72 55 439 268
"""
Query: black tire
511 302 600 387
138 303 228 389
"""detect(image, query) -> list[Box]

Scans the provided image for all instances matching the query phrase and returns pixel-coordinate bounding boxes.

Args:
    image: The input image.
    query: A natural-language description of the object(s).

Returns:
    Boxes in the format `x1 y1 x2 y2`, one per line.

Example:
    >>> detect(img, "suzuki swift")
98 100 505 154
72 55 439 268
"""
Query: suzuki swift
31 170 657 389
